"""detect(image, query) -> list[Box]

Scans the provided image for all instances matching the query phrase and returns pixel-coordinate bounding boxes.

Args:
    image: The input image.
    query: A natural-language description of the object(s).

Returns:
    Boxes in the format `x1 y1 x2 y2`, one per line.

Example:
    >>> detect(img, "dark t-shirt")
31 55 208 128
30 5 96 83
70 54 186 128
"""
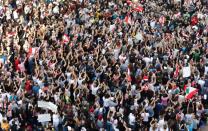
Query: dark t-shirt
11 124 18 131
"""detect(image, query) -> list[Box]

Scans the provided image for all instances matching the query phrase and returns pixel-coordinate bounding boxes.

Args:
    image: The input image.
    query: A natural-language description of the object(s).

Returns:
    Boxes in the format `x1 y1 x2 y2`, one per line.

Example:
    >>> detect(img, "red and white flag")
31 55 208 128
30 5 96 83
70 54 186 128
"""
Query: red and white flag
124 15 132 25
173 65 180 78
27 47 38 58
62 34 70 44
127 67 132 82
7 32 16 38
126 0 133 6
184 86 198 99
134 6 144 12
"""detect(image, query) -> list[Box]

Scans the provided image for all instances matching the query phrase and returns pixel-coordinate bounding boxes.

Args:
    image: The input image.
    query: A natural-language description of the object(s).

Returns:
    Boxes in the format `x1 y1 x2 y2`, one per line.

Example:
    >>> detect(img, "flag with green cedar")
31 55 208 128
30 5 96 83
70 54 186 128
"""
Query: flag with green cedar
185 86 198 99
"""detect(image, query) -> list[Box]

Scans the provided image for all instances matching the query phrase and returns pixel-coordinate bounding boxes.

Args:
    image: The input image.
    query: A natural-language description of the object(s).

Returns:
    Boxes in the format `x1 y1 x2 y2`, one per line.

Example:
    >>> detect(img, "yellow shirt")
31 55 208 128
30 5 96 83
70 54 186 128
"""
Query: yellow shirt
95 12 100 19
1 122 9 131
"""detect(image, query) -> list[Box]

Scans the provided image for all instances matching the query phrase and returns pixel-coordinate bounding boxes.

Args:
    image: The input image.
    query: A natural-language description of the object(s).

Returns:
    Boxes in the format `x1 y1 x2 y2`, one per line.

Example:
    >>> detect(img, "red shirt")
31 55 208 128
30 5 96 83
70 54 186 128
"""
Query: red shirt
191 16 198 26
25 80 31 92
14 58 20 71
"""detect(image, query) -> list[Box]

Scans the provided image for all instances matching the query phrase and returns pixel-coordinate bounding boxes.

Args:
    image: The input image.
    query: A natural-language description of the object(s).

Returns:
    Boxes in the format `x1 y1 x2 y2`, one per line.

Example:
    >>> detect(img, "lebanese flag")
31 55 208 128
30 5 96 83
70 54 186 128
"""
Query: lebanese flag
184 86 198 99
62 34 70 44
173 65 180 78
7 32 16 38
134 6 144 12
124 15 132 25
126 0 133 6
27 47 37 58
127 67 132 82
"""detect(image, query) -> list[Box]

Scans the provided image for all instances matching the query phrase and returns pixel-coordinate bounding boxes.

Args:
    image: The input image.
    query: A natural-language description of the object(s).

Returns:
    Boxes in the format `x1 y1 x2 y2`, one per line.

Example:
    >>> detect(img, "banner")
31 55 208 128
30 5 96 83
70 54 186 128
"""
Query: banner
38 114 51 122
182 66 191 78
38 101 58 113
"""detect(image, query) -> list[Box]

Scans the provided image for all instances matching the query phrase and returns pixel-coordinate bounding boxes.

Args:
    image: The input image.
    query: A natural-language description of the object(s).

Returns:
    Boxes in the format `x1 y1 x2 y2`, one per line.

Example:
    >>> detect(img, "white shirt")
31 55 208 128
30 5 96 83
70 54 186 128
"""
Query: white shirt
0 113 2 123
143 57 152 66
150 21 156 28
198 79 205 87
24 5 31 14
65 72 71 81
158 119 165 129
128 113 135 125
13 10 18 19
6 10 11 20
9 119 20 129
205 66 208 74
103 97 110 107
91 85 99 95
53 114 60 125
78 78 84 86
114 48 120 60
160 128 169 131
141 113 149 122
149 127 159 131
53 6 59 14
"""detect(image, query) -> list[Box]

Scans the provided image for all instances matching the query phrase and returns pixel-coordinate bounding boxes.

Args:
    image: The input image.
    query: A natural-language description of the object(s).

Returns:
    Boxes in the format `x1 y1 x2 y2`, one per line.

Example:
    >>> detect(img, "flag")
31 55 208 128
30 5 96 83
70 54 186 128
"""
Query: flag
7 32 16 38
184 86 198 99
126 0 133 6
27 47 37 58
134 6 143 12
174 87 180 94
124 15 132 25
62 34 70 44
127 67 132 82
173 65 179 78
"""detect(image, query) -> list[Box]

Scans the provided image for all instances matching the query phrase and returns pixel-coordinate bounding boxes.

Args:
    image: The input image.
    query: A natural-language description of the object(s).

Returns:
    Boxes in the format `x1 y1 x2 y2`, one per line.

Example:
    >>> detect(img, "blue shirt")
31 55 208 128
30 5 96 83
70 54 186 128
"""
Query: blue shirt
9 95 17 102
32 86 40 94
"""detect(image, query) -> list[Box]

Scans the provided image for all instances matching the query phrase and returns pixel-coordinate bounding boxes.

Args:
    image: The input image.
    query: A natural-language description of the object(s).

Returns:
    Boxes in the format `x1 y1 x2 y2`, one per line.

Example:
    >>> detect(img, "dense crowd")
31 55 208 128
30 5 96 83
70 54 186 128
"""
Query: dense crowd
0 0 208 130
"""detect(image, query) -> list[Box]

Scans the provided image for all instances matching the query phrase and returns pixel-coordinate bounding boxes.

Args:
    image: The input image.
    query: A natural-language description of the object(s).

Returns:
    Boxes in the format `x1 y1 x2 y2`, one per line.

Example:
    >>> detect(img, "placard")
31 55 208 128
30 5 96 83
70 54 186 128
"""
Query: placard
183 66 191 78
38 114 51 122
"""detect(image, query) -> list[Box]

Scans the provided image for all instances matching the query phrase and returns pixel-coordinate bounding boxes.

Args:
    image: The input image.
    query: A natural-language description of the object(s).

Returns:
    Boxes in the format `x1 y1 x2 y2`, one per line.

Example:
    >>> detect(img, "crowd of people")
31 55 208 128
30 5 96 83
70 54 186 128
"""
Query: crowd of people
0 0 208 130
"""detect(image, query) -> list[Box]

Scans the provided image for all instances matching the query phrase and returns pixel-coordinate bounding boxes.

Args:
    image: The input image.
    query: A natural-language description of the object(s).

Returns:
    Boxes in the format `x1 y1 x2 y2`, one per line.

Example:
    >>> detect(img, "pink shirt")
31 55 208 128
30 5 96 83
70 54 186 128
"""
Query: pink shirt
161 97 168 106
